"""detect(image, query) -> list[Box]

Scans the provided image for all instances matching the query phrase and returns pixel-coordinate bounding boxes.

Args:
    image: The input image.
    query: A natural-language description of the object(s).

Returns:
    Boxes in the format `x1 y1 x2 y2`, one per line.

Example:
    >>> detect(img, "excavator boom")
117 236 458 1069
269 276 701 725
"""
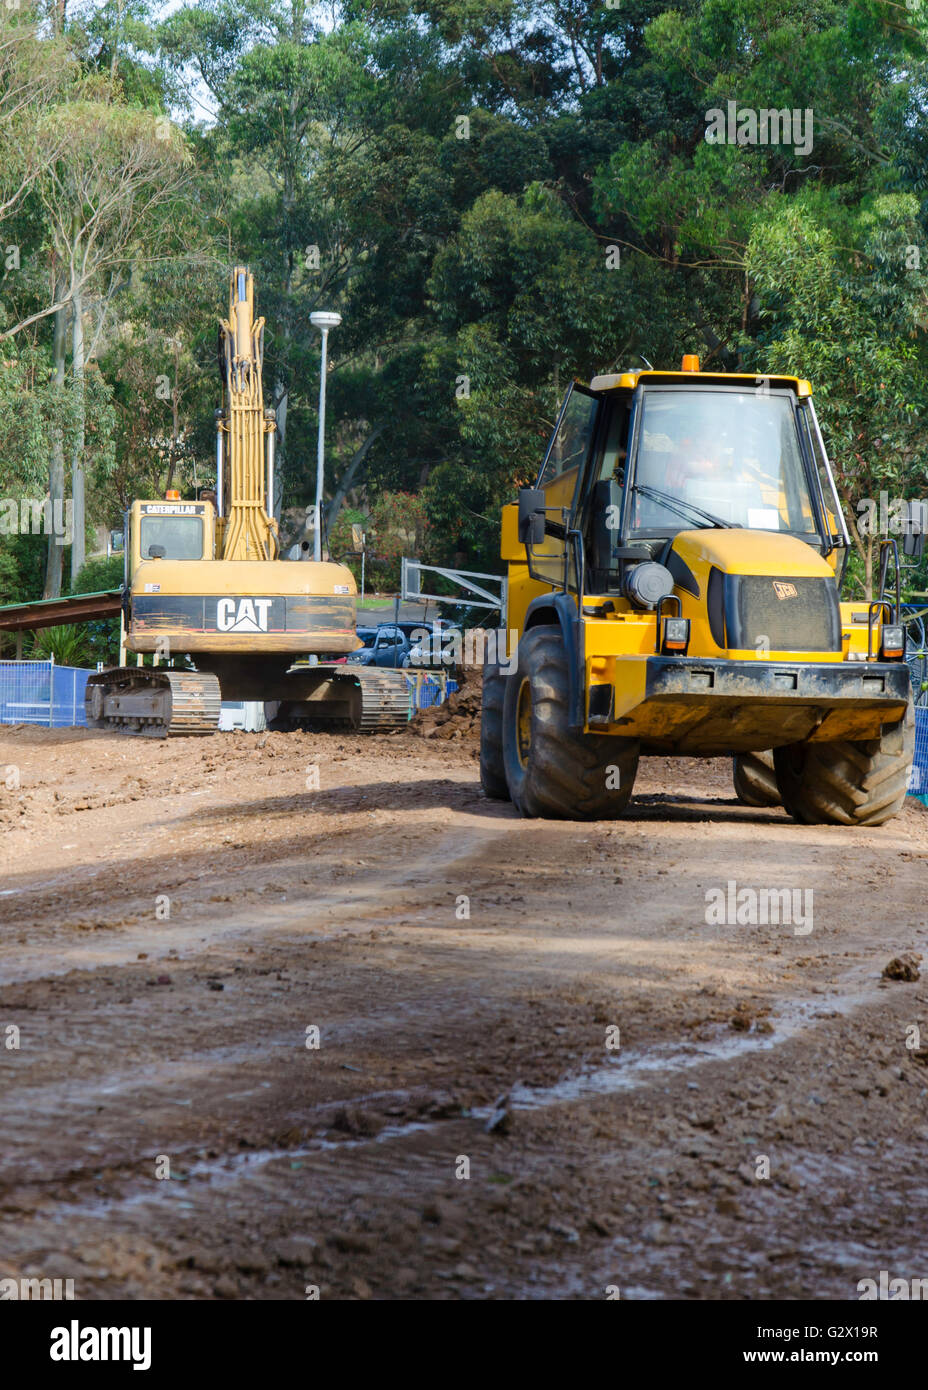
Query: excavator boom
218 269 277 562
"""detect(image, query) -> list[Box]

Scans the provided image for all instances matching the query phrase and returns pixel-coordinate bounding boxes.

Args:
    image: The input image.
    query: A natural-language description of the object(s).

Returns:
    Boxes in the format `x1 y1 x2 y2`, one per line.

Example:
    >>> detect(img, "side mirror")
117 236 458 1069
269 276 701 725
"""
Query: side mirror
518 488 546 546
902 501 927 561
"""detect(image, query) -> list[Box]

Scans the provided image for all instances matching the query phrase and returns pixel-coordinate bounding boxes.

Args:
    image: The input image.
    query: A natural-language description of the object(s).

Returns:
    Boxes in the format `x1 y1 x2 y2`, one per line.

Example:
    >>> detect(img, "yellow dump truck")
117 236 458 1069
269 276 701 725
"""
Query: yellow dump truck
481 358 916 825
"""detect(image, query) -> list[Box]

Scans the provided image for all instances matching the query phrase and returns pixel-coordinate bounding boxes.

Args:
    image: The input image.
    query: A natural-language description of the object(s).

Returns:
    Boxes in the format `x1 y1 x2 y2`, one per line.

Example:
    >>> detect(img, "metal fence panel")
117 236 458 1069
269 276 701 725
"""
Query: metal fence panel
0 661 89 728
911 705 928 803
404 671 459 711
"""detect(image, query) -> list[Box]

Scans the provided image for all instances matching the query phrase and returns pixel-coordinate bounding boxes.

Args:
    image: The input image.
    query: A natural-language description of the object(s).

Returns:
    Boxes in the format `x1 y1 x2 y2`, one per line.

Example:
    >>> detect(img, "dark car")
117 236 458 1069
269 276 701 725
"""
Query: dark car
347 624 412 668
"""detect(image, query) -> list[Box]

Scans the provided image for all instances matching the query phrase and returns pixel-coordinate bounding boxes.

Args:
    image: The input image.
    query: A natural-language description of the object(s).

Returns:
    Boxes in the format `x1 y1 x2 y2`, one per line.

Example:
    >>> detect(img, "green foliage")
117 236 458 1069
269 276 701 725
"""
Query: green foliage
0 533 48 609
365 490 432 591
0 0 926 600
327 504 366 583
747 191 928 587
29 624 92 666
0 343 78 498
69 550 124 665
69 554 124 595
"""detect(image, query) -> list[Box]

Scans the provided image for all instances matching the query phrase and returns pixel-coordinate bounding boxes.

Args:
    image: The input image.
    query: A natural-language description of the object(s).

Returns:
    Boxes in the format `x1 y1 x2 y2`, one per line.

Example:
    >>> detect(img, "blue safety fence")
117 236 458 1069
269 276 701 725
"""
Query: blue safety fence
0 660 89 727
406 671 459 711
910 705 928 804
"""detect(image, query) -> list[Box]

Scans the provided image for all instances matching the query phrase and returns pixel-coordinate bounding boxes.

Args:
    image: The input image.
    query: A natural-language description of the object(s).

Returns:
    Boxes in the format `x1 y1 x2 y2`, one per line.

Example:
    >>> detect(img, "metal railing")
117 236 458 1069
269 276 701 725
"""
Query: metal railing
910 706 928 802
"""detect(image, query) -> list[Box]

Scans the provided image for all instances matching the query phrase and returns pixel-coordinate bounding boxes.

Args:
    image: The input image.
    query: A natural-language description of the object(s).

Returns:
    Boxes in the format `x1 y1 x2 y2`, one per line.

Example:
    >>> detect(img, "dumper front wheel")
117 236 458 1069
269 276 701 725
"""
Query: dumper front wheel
502 625 638 819
479 663 509 800
773 698 914 827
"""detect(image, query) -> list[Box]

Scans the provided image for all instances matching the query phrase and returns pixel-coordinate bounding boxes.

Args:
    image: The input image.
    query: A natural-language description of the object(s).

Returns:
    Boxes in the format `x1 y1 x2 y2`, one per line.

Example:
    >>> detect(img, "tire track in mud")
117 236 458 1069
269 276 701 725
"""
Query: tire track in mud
2 727 928 1298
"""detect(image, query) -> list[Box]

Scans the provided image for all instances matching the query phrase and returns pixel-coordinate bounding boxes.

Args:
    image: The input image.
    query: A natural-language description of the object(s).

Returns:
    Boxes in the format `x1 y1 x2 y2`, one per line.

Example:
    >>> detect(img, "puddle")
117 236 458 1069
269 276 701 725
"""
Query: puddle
24 962 907 1224
505 1000 826 1110
47 1119 437 1223
496 974 895 1113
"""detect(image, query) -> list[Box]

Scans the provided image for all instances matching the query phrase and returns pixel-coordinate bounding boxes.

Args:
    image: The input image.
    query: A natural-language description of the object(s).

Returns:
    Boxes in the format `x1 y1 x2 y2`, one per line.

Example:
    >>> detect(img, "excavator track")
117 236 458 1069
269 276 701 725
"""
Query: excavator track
352 667 413 731
85 668 221 738
265 665 411 733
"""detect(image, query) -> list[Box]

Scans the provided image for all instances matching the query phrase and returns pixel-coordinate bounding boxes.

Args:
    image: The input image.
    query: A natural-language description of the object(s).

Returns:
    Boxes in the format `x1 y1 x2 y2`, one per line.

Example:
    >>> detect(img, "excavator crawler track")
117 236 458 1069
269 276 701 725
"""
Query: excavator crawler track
85 668 221 738
265 665 411 733
352 667 412 731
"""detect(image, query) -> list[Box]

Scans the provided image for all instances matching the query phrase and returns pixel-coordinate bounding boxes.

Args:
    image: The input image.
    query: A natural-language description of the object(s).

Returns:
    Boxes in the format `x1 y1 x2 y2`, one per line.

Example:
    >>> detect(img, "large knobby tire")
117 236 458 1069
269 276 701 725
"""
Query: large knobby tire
773 697 915 827
732 751 781 808
502 625 639 819
479 662 509 800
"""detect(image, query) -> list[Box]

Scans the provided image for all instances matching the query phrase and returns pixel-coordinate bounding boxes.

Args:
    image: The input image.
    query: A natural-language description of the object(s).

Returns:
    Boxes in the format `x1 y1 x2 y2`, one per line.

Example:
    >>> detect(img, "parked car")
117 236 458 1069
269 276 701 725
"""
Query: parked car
403 609 501 669
438 602 501 630
347 624 411 668
404 627 459 669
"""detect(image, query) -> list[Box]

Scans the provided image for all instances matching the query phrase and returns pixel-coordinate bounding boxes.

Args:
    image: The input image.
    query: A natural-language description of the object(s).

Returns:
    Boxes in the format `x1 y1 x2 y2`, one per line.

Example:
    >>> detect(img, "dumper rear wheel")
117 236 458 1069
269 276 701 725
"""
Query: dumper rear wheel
773 698 914 827
732 752 781 808
502 625 638 819
479 663 509 800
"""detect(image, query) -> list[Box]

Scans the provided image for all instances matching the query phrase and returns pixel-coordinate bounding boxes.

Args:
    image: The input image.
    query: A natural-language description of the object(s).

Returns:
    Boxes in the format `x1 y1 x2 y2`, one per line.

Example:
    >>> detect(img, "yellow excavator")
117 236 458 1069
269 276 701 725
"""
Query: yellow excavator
85 268 409 736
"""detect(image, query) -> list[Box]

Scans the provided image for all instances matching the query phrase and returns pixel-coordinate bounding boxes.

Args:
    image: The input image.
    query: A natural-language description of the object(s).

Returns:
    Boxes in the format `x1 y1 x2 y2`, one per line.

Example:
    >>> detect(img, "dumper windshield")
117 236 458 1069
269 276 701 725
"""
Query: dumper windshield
629 388 817 536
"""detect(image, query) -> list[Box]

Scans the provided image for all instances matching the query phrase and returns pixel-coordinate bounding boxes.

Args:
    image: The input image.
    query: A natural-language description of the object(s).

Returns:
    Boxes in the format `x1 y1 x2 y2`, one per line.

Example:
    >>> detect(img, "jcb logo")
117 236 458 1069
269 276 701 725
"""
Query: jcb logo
217 598 271 632
772 581 798 600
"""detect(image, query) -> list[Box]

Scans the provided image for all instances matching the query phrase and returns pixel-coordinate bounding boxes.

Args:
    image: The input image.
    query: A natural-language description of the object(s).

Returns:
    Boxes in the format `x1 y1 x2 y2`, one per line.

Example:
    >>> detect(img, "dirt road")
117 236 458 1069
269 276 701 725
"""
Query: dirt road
1 722 927 1300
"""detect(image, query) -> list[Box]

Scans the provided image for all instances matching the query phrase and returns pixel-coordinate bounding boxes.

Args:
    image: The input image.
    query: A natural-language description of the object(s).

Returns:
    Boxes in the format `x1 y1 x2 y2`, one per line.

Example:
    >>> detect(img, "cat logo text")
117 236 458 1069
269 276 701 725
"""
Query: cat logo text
216 598 272 633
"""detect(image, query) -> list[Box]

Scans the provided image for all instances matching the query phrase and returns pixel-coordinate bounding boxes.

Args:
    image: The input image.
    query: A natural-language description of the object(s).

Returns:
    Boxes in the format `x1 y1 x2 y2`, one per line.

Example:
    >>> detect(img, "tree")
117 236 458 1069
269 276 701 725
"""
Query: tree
0 5 70 233
30 89 192 592
748 193 928 596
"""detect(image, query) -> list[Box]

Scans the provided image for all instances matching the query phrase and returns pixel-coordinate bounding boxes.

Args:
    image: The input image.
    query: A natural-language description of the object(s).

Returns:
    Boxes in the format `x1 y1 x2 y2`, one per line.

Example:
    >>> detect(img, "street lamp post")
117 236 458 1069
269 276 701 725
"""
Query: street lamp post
309 310 342 561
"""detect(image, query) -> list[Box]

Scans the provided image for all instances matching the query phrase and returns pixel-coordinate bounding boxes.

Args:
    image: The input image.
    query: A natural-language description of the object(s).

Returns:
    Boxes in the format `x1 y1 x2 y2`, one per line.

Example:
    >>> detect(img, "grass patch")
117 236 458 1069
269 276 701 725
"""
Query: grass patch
356 596 396 610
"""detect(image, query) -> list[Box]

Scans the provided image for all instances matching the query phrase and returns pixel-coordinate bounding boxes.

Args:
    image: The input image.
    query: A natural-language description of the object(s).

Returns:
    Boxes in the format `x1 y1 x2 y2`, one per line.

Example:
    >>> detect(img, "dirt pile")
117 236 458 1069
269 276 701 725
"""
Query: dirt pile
411 670 482 740
882 952 922 981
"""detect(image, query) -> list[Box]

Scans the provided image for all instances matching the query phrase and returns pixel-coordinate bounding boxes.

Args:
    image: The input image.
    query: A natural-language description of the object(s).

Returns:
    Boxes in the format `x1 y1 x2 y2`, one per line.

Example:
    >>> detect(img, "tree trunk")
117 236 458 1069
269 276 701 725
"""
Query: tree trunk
327 426 384 532
272 160 297 523
272 382 287 521
69 280 86 585
864 538 872 600
165 337 180 493
44 286 68 599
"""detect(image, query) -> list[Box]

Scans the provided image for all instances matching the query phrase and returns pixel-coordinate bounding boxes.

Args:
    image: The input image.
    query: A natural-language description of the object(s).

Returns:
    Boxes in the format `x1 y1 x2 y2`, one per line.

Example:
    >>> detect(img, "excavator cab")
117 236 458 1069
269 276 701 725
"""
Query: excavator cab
128 498 215 571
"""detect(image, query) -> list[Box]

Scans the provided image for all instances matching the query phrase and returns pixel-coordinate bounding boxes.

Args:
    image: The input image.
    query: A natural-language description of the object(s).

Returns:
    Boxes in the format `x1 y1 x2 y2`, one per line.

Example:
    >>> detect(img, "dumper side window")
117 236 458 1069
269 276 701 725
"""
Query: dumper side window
538 386 599 492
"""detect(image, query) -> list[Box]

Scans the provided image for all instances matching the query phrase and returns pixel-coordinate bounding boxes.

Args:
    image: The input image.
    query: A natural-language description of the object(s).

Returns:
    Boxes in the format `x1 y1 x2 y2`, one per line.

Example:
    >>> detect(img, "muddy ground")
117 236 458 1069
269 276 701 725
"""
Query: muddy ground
0 720 927 1301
